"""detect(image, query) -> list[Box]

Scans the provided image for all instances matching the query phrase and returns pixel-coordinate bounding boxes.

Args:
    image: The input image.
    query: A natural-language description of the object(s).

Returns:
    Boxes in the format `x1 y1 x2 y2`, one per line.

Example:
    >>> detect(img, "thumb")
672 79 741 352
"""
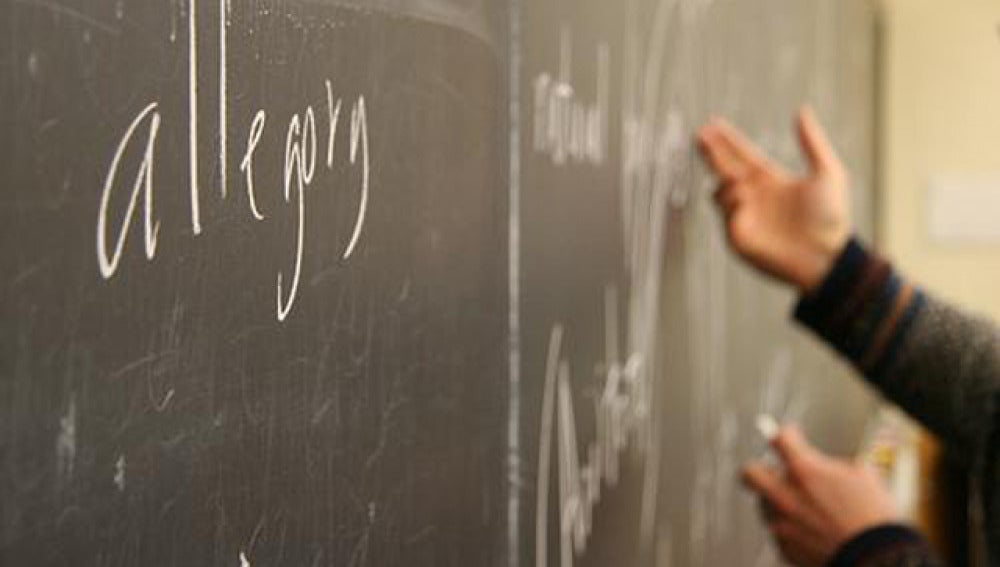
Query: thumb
796 106 841 177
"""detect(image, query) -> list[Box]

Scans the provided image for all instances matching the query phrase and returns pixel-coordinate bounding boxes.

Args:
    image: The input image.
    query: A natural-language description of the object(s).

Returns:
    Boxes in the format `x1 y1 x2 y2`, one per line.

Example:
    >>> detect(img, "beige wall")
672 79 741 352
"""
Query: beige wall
879 0 1000 320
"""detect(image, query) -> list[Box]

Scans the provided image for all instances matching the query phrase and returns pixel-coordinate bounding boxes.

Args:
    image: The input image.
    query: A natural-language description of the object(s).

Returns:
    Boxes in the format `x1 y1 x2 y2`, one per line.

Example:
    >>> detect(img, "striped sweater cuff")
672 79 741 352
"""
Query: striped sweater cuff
794 238 926 384
826 524 940 567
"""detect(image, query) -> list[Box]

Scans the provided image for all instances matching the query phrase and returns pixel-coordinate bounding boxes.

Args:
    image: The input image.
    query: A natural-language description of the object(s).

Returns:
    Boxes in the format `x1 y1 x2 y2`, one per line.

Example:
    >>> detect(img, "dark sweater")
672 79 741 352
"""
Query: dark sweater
794 238 1000 567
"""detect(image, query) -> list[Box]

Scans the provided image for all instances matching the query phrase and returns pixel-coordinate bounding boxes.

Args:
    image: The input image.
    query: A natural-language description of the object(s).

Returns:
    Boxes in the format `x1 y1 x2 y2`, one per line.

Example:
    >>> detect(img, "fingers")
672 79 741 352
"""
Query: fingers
697 118 766 181
698 118 790 185
771 425 821 477
742 463 800 518
796 106 842 177
698 124 747 181
709 119 768 169
713 181 744 219
769 519 825 567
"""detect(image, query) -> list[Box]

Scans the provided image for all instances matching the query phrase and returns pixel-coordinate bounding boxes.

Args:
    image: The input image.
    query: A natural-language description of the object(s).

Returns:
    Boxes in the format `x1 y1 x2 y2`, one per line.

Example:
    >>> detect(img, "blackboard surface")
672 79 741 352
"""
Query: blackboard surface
1 1 877 566
515 1 879 566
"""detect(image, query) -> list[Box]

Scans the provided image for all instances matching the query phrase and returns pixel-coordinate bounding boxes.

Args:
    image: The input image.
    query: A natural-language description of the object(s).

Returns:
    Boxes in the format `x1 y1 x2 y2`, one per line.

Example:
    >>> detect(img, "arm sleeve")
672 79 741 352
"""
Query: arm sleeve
827 524 946 567
793 238 1000 463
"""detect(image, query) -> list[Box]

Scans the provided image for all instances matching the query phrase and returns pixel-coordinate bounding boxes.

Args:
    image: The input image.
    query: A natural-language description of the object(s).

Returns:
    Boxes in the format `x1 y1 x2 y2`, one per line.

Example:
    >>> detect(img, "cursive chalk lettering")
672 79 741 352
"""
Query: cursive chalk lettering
97 102 162 279
93 3 372 322
343 97 369 259
240 110 267 220
276 107 317 321
535 286 649 567
532 25 609 167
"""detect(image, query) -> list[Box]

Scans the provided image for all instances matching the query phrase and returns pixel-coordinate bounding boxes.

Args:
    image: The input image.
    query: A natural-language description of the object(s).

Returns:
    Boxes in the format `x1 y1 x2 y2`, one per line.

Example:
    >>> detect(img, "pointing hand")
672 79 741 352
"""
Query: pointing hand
697 108 851 293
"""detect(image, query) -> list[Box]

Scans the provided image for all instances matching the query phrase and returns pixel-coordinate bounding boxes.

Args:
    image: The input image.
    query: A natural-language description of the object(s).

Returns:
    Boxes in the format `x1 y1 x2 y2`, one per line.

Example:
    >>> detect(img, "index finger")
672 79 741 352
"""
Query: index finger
771 425 822 479
711 119 770 169
697 118 784 181
698 122 747 180
741 463 800 518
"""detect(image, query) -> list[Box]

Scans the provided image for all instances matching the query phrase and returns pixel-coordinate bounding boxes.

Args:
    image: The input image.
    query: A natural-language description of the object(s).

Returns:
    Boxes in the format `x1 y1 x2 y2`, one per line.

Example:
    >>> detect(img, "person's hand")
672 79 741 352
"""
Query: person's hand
696 107 851 294
743 426 899 567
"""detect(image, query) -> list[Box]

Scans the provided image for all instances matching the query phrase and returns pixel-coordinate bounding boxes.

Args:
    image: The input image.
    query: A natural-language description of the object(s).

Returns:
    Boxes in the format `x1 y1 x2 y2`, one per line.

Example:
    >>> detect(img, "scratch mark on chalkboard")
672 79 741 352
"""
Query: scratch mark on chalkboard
12 0 121 36
405 525 437 547
9 259 51 291
26 52 41 79
108 351 176 381
54 505 83 529
37 117 61 136
348 502 376 567
396 277 411 302
114 454 126 491
160 431 189 450
169 0 178 42
55 394 77 483
247 514 266 552
311 398 333 425
363 397 403 472
149 384 175 412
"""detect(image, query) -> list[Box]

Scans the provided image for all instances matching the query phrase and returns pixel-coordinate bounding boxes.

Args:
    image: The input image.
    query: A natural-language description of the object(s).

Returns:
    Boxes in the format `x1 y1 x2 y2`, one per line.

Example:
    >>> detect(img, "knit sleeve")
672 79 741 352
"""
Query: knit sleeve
826 524 945 567
794 237 1000 462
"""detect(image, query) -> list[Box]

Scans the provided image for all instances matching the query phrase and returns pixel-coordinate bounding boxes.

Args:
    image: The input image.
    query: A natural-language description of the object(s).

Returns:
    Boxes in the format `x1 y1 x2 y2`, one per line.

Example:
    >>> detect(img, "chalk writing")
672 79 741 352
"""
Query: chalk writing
240 110 267 220
532 25 609 166
95 0 372 322
535 286 651 567
276 107 316 321
97 102 162 279
343 97 369 260
326 79 342 168
532 17 677 564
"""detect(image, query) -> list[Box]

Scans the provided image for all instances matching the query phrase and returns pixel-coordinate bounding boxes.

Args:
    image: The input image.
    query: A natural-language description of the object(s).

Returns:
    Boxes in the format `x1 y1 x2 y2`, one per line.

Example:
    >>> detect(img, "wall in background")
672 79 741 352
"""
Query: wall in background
880 0 1000 319
879 1 1000 560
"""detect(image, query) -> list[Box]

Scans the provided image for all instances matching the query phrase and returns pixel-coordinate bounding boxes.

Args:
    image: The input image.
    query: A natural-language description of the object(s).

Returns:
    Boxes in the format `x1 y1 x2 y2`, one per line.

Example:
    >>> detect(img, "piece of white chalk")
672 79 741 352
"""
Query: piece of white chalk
755 414 780 441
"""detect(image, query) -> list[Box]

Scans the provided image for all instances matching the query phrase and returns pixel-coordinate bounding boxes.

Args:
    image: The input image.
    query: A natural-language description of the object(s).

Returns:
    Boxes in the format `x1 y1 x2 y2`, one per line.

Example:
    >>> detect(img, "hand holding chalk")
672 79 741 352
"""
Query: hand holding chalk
741 423 899 567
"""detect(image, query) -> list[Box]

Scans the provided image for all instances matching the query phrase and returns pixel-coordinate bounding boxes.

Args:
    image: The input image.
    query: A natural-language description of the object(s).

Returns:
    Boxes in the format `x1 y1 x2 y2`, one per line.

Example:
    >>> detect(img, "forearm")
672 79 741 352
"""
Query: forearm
794 238 1000 461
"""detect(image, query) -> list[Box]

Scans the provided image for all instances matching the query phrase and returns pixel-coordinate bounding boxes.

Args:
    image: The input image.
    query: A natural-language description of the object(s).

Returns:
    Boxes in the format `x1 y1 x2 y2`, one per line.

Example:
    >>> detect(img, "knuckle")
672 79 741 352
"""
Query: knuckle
787 456 816 482
767 493 798 517
769 521 795 540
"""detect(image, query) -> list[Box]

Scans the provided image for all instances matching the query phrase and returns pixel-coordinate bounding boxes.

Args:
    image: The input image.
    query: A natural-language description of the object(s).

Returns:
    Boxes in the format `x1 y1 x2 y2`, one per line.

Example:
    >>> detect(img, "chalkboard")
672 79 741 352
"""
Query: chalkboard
515 1 879 566
0 0 878 566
